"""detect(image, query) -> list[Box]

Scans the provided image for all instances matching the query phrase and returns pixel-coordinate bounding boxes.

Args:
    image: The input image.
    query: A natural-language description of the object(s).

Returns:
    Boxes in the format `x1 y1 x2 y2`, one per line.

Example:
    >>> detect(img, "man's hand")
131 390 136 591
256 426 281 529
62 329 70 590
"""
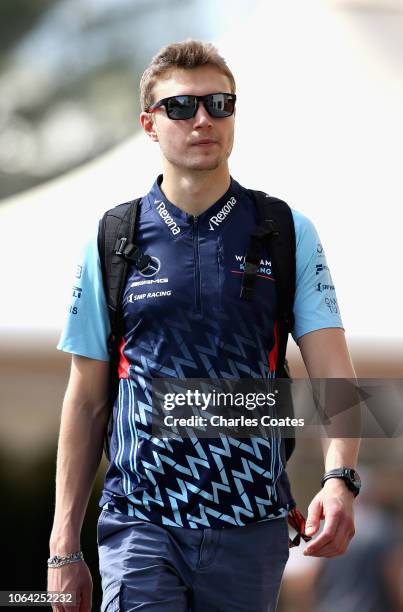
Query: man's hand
303 478 356 557
47 561 93 612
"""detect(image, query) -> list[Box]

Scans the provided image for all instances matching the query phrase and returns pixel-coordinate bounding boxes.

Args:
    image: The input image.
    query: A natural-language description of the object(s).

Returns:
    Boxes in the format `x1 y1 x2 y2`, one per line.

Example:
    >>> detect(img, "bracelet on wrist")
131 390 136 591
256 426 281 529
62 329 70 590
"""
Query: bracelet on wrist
47 551 84 568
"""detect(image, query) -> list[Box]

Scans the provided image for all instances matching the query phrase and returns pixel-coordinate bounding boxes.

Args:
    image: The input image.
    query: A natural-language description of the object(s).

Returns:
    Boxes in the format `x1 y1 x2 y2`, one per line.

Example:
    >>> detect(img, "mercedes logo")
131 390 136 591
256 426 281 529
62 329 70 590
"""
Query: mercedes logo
139 256 161 278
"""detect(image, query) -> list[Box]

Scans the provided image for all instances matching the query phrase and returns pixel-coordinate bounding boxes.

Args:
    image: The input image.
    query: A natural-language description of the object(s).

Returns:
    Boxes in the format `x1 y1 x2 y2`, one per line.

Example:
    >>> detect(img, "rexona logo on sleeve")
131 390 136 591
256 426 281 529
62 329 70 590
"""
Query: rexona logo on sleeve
208 196 237 230
154 200 181 235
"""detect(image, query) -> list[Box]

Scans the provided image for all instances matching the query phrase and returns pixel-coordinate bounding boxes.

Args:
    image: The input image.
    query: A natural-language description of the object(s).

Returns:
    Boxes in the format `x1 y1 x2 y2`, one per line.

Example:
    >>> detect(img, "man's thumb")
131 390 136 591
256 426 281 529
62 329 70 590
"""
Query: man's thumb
305 502 321 535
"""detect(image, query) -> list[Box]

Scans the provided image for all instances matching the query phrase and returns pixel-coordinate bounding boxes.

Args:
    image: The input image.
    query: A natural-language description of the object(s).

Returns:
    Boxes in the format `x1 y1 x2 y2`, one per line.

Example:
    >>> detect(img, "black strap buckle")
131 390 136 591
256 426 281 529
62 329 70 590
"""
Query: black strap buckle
240 259 260 301
240 222 278 301
115 237 127 256
115 240 151 273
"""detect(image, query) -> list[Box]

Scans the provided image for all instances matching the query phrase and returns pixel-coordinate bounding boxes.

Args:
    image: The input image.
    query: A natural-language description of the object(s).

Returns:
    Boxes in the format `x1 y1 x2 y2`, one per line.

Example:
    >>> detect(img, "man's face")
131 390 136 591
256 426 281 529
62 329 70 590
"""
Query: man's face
141 65 235 173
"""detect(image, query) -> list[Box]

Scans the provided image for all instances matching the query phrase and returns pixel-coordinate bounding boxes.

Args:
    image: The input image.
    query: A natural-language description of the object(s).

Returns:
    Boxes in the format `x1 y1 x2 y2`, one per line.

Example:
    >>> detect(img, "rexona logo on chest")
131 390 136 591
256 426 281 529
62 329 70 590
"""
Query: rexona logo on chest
154 200 181 235
208 196 237 230
234 254 272 276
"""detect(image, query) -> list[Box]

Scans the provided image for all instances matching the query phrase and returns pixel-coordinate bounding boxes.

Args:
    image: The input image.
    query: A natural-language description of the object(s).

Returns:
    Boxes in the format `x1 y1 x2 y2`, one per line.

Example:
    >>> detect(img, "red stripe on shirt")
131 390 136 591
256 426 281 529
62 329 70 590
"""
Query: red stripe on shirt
118 338 130 379
268 321 279 374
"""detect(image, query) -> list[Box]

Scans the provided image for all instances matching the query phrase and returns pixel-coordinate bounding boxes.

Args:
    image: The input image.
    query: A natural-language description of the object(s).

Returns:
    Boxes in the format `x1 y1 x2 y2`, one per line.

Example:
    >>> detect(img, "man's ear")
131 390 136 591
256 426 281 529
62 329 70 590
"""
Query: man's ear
140 112 159 142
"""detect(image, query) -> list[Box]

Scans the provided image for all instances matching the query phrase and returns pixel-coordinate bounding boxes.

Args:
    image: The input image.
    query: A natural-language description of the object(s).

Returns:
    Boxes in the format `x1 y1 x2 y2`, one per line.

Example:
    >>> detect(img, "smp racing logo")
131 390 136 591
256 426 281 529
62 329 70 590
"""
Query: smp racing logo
315 282 335 292
208 197 237 231
127 257 171 301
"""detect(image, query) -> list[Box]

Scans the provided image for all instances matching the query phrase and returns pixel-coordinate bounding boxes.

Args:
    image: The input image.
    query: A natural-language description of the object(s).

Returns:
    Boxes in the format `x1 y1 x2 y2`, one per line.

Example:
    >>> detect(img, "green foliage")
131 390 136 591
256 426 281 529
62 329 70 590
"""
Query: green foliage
0 0 54 54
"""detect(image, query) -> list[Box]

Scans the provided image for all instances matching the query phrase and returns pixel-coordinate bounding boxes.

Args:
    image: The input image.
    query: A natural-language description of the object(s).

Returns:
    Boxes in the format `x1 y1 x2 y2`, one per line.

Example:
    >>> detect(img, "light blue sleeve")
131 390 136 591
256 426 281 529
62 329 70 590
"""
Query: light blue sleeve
57 230 111 361
291 209 344 343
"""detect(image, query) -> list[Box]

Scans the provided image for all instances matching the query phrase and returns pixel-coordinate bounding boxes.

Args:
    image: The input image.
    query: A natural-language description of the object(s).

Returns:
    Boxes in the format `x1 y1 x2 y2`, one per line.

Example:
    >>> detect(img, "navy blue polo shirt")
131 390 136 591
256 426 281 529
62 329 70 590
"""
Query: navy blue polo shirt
58 175 343 528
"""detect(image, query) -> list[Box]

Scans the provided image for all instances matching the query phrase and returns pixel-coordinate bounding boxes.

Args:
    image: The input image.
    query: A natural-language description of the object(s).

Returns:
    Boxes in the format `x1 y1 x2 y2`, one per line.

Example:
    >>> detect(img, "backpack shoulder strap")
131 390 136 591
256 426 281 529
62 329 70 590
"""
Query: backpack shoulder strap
243 190 296 371
250 191 297 462
98 198 141 355
97 198 141 461
251 190 296 333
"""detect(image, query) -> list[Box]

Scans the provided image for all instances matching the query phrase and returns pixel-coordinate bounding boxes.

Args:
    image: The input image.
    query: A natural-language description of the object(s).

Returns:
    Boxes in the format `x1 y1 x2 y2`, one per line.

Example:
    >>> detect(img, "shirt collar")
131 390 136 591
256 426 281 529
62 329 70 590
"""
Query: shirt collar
147 174 242 235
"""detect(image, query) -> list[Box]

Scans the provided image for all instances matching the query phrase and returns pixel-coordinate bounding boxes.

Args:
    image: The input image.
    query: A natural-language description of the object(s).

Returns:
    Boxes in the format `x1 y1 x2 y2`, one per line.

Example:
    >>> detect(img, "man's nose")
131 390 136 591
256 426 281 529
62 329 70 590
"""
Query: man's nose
192 101 213 127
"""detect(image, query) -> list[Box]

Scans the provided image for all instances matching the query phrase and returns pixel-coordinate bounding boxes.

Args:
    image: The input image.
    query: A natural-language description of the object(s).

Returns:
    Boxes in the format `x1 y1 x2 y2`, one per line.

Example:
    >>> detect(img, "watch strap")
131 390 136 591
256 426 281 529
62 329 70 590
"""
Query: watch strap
321 467 360 497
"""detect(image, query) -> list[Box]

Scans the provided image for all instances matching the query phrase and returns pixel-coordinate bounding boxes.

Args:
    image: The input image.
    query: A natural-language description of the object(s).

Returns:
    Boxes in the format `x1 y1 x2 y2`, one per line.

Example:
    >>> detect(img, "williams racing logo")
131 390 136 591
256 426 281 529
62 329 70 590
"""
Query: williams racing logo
233 254 272 277
208 196 237 231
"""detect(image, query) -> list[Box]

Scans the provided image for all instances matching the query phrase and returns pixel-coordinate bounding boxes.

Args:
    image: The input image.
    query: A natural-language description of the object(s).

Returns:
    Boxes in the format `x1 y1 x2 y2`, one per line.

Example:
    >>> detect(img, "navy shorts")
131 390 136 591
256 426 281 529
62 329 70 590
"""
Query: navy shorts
97 509 289 612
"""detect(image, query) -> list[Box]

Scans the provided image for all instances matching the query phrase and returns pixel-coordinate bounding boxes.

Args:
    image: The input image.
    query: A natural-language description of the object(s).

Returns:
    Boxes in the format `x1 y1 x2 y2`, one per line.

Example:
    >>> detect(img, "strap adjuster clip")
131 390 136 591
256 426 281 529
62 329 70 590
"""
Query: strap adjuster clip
116 241 152 272
115 237 127 256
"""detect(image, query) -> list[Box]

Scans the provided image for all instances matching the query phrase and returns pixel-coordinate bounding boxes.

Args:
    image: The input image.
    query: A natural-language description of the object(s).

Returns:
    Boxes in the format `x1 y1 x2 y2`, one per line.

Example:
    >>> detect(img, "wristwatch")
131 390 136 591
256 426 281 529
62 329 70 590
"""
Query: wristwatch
321 467 361 497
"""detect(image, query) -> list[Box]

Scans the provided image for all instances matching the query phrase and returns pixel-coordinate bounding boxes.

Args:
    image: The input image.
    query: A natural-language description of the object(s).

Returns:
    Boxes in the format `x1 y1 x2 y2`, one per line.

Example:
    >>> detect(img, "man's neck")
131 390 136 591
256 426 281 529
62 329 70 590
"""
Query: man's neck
160 166 231 216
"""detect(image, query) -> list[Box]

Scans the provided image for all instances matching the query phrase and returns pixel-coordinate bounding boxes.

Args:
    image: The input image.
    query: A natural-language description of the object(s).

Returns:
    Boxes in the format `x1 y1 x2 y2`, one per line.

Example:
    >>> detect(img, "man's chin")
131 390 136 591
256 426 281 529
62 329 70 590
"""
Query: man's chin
169 154 225 173
186 158 222 172
193 164 221 172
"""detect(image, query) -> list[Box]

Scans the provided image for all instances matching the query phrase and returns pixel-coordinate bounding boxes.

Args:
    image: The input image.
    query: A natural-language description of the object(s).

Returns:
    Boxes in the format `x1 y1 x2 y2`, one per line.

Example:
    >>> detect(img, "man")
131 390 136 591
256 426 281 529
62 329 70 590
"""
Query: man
48 40 360 612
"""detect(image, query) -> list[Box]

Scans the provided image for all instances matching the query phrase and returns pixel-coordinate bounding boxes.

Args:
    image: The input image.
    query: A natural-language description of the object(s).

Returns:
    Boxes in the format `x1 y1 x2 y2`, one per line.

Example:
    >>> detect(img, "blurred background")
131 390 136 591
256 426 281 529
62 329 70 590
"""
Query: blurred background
0 0 402 610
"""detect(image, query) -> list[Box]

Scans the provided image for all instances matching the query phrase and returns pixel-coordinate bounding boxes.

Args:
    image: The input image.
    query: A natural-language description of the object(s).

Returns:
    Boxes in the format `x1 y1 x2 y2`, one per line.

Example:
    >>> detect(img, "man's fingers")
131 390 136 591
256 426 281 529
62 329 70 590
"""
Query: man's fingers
305 498 323 536
304 533 332 556
305 533 350 557
304 512 341 555
304 516 354 557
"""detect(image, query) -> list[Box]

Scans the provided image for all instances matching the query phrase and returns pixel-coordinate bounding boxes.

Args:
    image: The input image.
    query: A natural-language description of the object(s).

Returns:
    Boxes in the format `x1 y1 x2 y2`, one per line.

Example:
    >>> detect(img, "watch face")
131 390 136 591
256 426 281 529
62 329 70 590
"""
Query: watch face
349 469 361 490
322 469 361 496
351 470 360 483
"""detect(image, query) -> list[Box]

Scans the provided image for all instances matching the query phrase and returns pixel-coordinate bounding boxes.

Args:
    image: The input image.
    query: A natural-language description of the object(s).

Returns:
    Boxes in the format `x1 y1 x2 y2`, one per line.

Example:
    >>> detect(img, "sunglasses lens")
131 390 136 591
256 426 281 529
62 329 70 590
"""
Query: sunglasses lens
206 94 235 117
167 96 196 119
162 93 235 119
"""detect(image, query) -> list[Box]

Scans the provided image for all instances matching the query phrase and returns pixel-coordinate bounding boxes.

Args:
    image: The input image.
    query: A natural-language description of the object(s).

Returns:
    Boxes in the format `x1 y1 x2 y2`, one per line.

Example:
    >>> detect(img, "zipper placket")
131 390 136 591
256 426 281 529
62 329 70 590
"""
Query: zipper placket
217 236 223 313
193 215 202 313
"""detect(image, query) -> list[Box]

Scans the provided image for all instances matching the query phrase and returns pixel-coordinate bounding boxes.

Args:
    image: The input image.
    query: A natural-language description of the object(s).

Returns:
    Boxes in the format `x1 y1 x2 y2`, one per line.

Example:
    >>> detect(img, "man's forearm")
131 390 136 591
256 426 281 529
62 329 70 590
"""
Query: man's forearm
321 437 360 471
50 395 109 555
298 330 362 473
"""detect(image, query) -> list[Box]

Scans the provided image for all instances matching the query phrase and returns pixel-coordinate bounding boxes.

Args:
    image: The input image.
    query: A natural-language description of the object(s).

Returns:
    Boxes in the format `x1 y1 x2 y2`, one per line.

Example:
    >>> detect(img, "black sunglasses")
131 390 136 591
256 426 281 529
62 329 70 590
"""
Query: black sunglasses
146 92 236 120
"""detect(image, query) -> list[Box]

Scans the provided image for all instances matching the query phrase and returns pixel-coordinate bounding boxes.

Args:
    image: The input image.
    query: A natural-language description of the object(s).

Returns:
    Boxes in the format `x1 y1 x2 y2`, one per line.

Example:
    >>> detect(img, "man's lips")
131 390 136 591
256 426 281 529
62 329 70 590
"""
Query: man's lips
191 139 218 146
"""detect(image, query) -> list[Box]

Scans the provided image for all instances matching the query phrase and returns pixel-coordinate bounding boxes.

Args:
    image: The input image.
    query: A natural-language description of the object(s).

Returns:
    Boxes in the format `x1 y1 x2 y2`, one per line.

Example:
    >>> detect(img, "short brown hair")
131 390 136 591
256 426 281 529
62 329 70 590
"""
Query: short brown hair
140 39 236 111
